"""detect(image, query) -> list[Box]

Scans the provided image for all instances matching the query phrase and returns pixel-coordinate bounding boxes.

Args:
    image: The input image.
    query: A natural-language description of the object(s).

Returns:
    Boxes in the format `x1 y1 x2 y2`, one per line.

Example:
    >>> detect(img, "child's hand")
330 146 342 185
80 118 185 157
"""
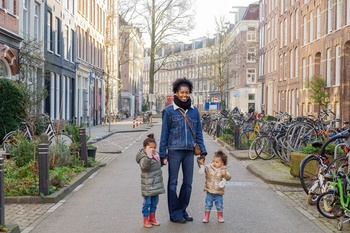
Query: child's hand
222 168 227 176
145 146 153 158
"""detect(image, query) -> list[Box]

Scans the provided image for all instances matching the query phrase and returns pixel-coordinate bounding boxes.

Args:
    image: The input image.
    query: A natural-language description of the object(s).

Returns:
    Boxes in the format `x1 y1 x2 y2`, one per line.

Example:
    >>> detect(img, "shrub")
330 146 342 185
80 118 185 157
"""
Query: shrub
0 79 28 143
49 142 74 168
10 133 39 167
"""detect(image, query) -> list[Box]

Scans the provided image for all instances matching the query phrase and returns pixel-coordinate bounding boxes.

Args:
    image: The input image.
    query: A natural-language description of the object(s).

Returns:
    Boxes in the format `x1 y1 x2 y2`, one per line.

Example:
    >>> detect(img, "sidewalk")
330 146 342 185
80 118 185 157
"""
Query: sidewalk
216 138 301 187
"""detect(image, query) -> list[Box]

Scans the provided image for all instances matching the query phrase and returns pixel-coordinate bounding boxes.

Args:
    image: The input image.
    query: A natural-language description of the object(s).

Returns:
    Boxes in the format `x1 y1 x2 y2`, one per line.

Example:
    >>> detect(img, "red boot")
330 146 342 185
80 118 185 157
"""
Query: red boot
202 211 210 223
217 211 224 223
149 212 160 226
143 216 152 228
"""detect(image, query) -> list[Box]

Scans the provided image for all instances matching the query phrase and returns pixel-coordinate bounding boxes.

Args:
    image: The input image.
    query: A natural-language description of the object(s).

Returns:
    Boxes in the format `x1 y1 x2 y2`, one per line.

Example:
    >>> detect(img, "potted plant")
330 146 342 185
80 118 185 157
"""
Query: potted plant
87 144 97 160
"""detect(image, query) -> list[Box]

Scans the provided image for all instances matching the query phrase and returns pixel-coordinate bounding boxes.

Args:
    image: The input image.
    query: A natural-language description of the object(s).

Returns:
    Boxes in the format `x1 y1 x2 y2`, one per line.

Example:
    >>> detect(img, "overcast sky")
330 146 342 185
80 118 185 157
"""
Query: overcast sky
180 0 259 43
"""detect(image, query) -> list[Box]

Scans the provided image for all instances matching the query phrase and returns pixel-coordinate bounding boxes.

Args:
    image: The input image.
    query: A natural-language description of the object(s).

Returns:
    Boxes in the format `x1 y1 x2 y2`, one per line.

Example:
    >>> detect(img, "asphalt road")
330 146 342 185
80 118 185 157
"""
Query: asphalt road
28 122 327 233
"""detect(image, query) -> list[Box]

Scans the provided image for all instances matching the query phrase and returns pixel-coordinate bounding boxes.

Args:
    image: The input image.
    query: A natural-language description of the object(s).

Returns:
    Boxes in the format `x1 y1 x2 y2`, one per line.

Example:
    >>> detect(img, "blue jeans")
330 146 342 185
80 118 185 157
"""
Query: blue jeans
205 193 223 211
142 195 159 217
167 150 194 220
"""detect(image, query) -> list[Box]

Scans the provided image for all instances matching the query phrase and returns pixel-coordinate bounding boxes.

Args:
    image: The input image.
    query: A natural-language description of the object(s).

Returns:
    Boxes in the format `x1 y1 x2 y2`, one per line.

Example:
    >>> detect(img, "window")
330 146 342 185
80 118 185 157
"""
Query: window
303 16 307 45
247 48 256 62
347 0 350 24
309 11 314 42
327 0 332 34
70 29 74 62
284 18 287 46
302 58 306 89
295 9 299 39
247 30 256 41
335 45 341 85
7 0 14 14
64 26 69 60
290 50 294 78
34 3 40 40
336 0 342 29
47 12 53 51
248 94 255 100
295 48 298 77
284 53 287 80
55 17 61 55
309 55 313 82
316 7 321 39
291 13 294 42
326 48 331 87
247 69 256 83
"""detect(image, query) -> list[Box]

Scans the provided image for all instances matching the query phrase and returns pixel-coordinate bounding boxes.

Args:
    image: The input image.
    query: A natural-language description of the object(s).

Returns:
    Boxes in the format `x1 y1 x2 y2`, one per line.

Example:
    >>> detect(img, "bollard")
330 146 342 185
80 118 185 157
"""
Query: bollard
216 122 221 138
79 128 88 167
136 117 139 127
140 116 142 125
38 143 50 196
133 118 135 128
234 125 240 149
0 158 4 226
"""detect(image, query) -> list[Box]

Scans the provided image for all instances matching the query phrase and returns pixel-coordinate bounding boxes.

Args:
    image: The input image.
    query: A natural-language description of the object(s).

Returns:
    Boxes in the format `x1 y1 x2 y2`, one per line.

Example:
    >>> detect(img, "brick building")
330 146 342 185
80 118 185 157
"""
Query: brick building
0 1 21 79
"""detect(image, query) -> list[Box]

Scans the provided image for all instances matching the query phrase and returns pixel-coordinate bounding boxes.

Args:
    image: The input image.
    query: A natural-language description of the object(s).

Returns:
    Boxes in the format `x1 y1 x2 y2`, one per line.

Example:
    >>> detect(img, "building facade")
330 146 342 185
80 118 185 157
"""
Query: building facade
0 0 21 80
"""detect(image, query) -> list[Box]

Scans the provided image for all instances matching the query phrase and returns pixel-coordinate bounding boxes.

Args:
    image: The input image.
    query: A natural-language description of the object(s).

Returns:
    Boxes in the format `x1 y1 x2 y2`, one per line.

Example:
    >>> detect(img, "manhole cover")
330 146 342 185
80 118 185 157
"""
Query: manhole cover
225 182 257 187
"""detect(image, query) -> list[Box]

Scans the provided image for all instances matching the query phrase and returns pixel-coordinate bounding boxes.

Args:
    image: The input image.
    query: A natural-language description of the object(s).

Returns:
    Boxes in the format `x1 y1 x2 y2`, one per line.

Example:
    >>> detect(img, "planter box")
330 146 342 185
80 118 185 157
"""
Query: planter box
290 152 308 177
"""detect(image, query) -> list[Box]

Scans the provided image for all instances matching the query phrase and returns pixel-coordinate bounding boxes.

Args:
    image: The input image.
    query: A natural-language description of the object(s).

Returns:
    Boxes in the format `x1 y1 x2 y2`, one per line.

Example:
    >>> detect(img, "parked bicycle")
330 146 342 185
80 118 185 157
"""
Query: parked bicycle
2 113 72 152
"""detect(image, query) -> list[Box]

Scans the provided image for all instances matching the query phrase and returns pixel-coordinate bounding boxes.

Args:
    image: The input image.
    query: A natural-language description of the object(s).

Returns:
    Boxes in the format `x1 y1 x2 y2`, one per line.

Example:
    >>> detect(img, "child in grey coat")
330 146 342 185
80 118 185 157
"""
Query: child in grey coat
136 134 165 228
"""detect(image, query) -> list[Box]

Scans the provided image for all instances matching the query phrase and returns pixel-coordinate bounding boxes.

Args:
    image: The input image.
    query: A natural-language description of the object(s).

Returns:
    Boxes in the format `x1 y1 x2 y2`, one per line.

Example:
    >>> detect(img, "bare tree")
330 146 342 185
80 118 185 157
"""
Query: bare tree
18 37 46 115
130 0 196 94
205 17 236 110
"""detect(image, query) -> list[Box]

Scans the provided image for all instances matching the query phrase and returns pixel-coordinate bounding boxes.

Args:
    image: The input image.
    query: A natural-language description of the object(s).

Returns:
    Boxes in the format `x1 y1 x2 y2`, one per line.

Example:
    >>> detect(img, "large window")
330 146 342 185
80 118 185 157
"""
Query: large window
47 12 53 51
316 7 321 39
309 11 314 42
55 17 61 55
326 48 331 87
23 0 29 36
247 30 256 41
327 0 333 34
34 3 40 40
336 0 342 30
335 45 341 86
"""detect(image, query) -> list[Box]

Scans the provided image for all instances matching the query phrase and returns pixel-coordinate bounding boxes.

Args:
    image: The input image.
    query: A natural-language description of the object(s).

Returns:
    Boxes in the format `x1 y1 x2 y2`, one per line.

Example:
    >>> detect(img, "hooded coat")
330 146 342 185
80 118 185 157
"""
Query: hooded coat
136 149 165 197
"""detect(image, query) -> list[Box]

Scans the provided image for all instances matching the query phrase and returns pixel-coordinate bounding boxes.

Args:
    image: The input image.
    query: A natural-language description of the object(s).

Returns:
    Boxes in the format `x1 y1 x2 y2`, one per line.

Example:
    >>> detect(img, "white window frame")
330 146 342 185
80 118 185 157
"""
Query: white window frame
335 45 341 86
326 48 332 87
336 0 342 30
316 7 321 39
247 68 256 83
309 11 314 42
247 48 256 63
327 0 333 34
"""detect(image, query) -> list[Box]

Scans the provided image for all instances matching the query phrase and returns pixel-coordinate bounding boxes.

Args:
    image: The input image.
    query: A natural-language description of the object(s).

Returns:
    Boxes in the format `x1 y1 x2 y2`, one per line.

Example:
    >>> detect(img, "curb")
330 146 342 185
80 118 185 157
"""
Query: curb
5 162 106 204
217 138 301 187
6 224 20 233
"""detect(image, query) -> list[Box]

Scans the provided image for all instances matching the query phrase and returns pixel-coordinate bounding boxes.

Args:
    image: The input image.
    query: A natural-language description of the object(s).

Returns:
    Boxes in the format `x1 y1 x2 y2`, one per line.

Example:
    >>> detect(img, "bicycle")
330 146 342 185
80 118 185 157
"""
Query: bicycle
316 169 350 231
299 129 349 204
2 113 72 152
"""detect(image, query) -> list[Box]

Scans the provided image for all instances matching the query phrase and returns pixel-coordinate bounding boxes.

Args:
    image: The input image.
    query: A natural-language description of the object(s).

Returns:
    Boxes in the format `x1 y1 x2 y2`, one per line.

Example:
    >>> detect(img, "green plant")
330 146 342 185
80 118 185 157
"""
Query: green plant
10 133 39 167
88 144 97 150
0 78 28 143
299 143 344 155
49 142 74 168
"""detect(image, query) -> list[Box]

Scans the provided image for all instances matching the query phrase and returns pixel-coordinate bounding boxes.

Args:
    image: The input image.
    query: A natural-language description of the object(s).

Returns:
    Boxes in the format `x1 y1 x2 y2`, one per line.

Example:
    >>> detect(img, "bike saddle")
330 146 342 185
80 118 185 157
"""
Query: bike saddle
311 141 323 148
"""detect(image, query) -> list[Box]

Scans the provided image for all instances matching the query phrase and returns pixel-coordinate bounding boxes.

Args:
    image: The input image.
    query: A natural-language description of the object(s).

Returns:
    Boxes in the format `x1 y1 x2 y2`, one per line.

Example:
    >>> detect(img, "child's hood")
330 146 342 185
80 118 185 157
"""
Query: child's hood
136 149 147 163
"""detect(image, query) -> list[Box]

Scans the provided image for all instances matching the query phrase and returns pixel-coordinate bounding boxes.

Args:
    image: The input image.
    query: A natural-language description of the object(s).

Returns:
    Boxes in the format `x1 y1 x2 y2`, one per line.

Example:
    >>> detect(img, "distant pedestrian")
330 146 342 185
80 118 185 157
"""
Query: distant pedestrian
159 77 207 223
136 133 165 228
198 149 231 223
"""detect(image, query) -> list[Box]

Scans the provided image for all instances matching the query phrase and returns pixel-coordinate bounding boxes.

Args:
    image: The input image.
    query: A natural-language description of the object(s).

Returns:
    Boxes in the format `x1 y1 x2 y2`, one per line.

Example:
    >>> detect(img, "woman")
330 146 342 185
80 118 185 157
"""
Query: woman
159 77 207 223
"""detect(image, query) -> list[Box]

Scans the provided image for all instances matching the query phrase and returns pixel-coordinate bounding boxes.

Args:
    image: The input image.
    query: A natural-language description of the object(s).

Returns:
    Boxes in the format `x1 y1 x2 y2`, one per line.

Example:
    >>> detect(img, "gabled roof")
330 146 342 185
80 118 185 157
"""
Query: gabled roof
242 3 259 20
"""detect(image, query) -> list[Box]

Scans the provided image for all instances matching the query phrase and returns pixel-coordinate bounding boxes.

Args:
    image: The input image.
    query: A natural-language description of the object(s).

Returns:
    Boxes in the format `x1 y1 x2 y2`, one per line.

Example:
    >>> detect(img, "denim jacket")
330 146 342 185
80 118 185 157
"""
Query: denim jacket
159 103 207 158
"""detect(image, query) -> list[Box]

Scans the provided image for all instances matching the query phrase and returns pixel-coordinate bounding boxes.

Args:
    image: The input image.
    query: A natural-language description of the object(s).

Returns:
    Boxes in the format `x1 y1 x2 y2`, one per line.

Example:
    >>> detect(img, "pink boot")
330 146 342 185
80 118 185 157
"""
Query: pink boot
218 211 224 223
149 212 160 226
143 216 152 228
202 211 210 223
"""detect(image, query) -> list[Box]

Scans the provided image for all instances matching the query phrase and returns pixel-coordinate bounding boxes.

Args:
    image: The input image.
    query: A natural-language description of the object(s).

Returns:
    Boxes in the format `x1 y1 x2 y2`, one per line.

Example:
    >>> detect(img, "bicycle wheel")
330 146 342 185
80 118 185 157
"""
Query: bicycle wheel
239 130 255 149
325 155 348 177
51 133 73 147
248 137 259 160
2 131 16 152
255 136 275 160
316 191 342 219
299 155 320 195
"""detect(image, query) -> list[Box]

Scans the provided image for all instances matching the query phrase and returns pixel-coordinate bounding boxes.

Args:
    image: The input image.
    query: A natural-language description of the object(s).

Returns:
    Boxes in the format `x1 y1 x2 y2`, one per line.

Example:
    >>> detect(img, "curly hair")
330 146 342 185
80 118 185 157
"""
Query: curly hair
214 150 228 166
143 133 156 147
172 77 193 94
